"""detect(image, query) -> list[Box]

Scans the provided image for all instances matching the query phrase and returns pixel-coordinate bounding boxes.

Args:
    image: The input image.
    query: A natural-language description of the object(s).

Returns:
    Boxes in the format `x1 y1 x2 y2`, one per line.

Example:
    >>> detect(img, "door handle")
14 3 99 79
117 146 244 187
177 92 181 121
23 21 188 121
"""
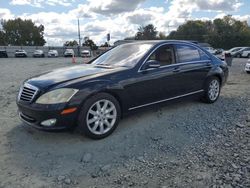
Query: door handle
173 67 180 73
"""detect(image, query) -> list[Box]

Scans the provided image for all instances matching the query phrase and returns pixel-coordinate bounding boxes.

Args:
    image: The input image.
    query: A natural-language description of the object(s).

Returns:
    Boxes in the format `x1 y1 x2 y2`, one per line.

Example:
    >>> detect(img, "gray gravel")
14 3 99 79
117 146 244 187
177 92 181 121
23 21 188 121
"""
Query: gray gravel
0 57 249 187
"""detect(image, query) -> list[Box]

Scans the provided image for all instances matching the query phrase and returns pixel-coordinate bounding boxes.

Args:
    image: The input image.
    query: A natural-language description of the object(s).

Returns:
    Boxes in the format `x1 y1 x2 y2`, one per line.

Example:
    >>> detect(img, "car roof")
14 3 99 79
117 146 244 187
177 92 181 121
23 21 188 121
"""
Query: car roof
120 40 201 47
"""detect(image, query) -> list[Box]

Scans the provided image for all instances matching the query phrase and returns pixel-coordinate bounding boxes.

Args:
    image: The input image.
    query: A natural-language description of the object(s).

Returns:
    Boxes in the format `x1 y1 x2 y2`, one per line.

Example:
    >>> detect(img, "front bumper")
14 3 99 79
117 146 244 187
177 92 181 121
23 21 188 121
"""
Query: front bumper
17 102 79 131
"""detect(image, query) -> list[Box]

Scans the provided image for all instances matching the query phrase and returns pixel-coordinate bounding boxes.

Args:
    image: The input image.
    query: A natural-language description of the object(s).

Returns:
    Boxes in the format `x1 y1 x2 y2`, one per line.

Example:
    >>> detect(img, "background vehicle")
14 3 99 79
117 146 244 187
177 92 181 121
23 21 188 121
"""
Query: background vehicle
222 47 250 59
245 59 250 74
48 50 58 57
242 50 250 58
15 50 27 57
0 50 8 58
64 49 74 57
215 48 224 55
33 50 45 58
204 47 216 54
17 41 228 139
81 50 91 57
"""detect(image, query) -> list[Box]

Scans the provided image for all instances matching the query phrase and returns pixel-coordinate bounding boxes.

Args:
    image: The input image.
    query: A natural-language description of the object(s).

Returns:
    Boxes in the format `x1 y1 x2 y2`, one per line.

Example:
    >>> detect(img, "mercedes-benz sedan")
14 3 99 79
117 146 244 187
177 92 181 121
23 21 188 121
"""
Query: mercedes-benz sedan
17 40 228 139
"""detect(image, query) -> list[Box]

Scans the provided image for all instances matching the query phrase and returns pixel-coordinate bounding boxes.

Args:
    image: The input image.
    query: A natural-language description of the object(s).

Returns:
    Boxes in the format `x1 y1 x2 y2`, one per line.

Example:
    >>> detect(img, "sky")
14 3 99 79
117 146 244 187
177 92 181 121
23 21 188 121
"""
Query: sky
0 0 250 46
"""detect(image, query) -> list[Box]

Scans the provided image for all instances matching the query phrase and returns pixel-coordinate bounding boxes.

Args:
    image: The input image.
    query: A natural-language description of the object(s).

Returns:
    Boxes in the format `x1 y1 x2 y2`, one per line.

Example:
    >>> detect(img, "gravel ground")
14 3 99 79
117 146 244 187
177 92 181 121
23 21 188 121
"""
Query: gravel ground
0 57 249 188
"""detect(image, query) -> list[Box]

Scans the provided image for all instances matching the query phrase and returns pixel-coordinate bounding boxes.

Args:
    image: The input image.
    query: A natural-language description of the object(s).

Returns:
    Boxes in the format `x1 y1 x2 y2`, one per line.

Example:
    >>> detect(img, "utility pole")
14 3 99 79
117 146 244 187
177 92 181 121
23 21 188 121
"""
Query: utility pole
77 18 81 57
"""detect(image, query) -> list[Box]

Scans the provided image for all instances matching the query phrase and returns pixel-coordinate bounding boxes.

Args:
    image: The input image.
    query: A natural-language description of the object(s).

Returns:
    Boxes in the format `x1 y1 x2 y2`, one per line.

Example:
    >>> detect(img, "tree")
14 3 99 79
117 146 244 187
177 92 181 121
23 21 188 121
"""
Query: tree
158 32 167 40
100 42 110 47
207 15 250 48
1 18 46 46
135 24 158 40
167 15 250 49
0 31 6 45
167 20 211 42
63 40 78 46
82 38 98 50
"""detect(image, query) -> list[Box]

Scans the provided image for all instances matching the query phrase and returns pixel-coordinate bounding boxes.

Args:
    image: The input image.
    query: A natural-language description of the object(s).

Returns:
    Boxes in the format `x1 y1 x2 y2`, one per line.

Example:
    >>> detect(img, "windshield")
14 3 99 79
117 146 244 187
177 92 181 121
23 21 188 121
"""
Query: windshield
91 43 153 67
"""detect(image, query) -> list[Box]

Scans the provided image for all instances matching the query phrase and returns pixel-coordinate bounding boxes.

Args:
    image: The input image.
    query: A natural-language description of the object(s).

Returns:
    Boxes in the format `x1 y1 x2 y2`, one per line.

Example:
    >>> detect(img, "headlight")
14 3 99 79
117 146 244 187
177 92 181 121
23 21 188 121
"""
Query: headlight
36 88 78 104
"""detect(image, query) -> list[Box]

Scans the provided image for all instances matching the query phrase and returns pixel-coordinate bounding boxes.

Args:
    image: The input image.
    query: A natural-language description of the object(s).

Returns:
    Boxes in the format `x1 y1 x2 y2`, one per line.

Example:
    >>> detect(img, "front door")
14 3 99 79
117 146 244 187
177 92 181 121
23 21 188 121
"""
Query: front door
124 44 182 110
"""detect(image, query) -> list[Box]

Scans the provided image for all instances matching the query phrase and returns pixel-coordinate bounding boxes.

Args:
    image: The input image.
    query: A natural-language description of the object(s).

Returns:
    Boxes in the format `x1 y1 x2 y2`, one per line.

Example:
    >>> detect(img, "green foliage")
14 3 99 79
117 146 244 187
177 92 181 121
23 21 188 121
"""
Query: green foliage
167 15 250 49
0 18 46 46
64 40 78 46
127 24 166 41
0 31 7 45
100 42 110 47
135 24 158 40
82 38 98 50
158 31 167 40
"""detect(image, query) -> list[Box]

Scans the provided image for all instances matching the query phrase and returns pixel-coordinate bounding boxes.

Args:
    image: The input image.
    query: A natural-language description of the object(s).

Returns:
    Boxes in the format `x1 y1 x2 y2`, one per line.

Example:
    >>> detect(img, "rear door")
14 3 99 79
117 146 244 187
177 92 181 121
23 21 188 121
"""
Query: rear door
174 44 212 93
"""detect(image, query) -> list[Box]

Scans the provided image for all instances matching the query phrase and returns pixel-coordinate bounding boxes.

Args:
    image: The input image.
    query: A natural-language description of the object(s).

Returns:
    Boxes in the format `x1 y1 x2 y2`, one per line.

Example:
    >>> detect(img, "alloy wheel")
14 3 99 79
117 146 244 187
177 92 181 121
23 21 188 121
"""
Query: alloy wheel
208 79 220 101
86 99 117 135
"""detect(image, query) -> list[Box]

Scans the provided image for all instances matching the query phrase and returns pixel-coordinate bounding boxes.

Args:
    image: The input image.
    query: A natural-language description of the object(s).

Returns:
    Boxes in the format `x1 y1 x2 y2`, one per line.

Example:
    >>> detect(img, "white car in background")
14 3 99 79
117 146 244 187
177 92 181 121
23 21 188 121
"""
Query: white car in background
33 50 45 57
81 50 91 57
48 50 58 57
64 49 74 57
222 47 250 59
15 50 27 57
242 50 250 58
204 47 216 54
245 59 250 74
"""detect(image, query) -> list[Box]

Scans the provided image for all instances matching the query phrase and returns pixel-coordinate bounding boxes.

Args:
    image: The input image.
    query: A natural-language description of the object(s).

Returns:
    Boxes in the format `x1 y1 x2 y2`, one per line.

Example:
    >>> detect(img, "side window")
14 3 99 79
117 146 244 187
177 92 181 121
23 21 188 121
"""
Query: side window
176 45 201 63
199 50 210 60
148 45 175 66
243 48 250 51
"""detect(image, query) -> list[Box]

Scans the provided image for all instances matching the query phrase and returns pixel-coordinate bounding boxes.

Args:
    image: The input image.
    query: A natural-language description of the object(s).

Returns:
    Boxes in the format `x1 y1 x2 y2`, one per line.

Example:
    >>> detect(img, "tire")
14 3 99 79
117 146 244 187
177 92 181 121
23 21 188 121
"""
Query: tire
202 77 221 103
247 71 250 74
78 93 121 139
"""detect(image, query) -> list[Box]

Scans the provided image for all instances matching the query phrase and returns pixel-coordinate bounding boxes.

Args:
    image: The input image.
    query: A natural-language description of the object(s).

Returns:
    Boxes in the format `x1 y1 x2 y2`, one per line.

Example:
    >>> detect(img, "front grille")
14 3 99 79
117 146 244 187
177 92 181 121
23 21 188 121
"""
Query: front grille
18 83 38 102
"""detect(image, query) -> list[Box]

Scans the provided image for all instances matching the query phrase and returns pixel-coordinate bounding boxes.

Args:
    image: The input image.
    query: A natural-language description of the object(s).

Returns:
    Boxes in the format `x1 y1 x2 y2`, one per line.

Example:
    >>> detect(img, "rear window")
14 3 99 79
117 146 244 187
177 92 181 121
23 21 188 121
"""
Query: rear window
176 45 201 63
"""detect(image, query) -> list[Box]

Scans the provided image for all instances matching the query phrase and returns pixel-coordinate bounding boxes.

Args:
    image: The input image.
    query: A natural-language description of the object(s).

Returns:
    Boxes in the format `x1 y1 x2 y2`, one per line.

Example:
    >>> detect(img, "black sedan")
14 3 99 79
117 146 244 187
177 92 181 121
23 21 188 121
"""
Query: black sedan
17 40 228 139
0 50 8 58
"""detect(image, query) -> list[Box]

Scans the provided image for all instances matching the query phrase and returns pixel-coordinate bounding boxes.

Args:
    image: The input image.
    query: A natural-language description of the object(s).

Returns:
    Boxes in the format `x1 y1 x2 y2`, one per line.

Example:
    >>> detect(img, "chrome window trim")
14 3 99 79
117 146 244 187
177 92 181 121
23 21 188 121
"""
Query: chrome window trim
138 42 210 73
139 60 211 73
128 90 204 111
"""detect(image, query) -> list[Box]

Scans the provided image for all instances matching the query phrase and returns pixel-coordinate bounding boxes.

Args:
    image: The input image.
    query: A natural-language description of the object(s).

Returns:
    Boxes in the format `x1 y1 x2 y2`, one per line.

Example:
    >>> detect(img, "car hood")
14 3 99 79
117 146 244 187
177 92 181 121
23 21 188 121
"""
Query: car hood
26 64 125 89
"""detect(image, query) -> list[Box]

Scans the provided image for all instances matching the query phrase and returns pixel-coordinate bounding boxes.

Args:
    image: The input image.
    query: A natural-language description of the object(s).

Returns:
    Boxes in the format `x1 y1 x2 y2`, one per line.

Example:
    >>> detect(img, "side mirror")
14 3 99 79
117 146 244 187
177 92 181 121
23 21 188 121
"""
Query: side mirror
142 60 161 70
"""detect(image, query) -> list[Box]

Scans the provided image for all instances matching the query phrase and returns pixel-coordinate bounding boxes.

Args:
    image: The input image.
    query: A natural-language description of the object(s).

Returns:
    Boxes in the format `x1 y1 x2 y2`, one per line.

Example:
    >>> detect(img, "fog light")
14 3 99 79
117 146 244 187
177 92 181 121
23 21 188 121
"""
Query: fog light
41 119 57 127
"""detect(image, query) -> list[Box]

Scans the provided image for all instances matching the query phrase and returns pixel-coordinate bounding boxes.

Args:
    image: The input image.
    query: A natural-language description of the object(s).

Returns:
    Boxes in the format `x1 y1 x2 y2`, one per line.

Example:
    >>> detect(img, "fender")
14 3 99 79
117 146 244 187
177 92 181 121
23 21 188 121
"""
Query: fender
67 79 124 108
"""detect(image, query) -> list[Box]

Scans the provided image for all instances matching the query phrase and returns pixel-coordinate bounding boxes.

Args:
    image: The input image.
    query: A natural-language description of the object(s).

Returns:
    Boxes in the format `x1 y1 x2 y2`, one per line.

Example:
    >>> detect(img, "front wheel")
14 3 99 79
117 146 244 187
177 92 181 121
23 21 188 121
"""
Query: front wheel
202 77 221 103
78 93 121 139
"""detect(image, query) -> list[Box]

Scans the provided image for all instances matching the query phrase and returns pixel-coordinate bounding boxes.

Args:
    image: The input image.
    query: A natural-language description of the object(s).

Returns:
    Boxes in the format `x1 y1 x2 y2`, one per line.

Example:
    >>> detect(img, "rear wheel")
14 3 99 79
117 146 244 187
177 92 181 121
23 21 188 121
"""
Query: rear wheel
78 93 121 139
202 77 221 103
